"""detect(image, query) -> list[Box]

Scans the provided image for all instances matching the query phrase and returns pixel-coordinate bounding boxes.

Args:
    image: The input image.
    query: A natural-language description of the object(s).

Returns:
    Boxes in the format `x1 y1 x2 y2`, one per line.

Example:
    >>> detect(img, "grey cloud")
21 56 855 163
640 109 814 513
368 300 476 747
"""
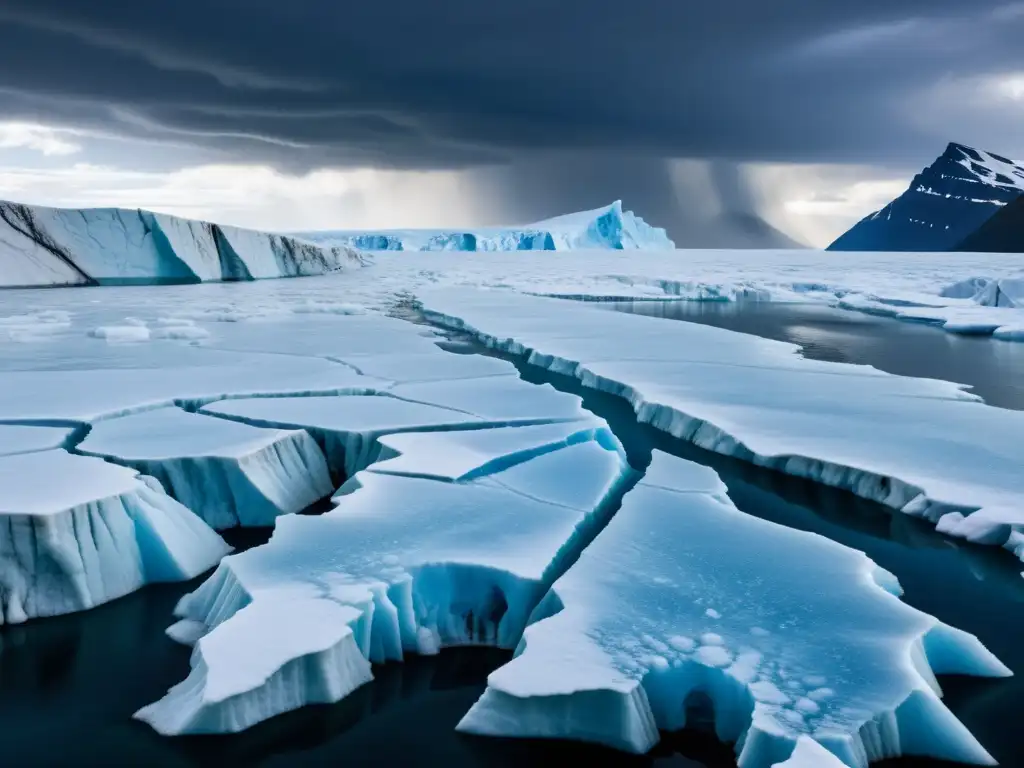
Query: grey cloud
0 0 1020 170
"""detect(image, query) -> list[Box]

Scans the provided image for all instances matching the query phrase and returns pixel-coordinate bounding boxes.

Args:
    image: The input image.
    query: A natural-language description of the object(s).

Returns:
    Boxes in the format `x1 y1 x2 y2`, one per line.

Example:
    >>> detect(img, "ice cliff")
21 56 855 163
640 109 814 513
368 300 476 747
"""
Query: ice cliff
829 142 1024 252
297 200 675 252
0 201 367 288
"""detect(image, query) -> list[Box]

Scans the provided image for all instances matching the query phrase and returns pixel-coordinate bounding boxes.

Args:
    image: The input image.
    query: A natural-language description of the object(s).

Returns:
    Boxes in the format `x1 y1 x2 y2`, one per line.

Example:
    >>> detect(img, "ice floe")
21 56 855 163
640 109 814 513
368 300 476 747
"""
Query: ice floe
421 287 1024 563
137 432 631 734
77 407 333 528
459 452 1009 767
0 449 229 624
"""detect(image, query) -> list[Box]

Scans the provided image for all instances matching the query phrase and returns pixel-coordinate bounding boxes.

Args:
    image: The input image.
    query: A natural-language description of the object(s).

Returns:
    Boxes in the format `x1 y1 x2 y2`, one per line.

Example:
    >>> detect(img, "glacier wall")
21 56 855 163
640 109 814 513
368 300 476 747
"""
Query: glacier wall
297 200 675 252
0 449 230 624
0 200 368 288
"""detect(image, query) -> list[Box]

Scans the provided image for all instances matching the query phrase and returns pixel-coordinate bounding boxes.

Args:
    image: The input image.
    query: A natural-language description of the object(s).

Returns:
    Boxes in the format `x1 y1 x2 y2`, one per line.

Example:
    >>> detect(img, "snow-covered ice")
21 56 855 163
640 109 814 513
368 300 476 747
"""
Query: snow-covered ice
421 287 1024 563
0 449 229 624
77 407 333 528
297 200 674 252
370 419 608 482
459 452 1009 767
0 424 74 456
202 395 487 479
137 596 374 734
137 432 631 734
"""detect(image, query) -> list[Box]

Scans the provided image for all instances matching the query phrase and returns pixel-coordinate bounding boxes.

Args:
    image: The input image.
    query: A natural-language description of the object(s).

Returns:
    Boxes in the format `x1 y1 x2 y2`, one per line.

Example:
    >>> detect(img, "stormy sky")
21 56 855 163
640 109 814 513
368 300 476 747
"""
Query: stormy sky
0 1 1022 245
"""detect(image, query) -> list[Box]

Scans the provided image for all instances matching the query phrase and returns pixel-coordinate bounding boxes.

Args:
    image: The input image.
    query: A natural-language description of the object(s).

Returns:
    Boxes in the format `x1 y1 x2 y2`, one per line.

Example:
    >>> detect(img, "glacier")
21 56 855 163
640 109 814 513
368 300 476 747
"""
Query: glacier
0 200 367 288
296 200 675 252
458 452 1009 766
0 449 229 624
420 287 1024 564
137 428 632 734
76 407 334 529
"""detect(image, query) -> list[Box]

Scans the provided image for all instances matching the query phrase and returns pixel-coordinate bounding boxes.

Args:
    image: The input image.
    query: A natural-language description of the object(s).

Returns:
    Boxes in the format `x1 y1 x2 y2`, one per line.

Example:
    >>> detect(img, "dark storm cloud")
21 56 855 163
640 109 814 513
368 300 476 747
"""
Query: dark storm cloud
0 0 1021 170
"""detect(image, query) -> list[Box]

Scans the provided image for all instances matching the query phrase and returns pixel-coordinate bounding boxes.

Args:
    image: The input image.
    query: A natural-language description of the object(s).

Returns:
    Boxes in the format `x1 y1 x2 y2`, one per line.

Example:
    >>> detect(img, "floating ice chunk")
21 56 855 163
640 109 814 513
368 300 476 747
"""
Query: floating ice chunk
137 597 373 734
142 437 631 735
87 324 152 343
166 618 207 646
0 424 74 456
458 452 1008 767
0 449 229 624
371 419 607 481
993 323 1024 341
201 395 486 479
77 407 333 528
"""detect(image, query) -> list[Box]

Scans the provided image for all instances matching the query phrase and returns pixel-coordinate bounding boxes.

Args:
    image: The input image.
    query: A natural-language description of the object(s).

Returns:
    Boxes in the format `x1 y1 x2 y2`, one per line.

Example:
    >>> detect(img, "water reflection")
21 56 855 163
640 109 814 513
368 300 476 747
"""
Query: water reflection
596 300 1024 411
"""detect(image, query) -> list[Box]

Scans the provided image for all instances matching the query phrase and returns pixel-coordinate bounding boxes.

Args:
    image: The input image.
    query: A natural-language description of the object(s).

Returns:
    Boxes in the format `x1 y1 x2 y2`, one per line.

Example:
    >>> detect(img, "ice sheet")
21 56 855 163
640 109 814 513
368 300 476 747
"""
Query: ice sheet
0 449 229 623
421 287 1024 563
138 435 630 734
371 419 607 482
459 452 1009 767
201 395 487 478
78 407 333 528
0 424 74 456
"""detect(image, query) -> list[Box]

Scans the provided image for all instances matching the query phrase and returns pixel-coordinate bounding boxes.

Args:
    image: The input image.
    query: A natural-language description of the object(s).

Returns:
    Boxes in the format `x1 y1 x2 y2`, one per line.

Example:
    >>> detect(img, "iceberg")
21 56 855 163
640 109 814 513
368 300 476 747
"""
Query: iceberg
420 287 1024 564
829 142 1024 252
137 431 632 734
458 452 1009 767
0 449 229 624
0 200 367 288
76 407 333 529
296 200 675 252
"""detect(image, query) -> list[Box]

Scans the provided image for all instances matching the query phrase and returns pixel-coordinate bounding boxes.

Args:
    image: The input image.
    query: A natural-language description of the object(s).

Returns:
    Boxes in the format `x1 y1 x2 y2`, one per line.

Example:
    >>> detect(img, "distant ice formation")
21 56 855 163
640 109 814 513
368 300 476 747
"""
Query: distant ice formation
0 201 367 288
297 200 675 252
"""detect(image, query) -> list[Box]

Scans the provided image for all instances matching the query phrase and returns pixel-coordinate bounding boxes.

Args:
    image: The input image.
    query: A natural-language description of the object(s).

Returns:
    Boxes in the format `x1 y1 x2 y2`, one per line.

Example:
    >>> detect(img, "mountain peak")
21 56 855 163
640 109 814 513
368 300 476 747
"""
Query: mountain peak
829 141 1024 251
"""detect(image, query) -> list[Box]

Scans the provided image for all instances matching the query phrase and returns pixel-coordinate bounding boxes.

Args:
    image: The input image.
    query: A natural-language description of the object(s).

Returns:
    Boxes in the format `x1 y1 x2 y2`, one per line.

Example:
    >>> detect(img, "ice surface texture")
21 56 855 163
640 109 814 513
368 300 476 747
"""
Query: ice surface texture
137 426 632 734
829 142 1024 252
77 407 333 529
459 452 1010 767
0 449 229 624
421 287 1024 563
298 201 675 252
0 200 367 287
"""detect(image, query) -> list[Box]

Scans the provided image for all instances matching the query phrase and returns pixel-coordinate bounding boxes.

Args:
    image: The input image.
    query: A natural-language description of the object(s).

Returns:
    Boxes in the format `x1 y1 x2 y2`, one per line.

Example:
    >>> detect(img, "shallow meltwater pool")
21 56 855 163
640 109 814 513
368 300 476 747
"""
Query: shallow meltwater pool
593 299 1024 411
2 302 1023 768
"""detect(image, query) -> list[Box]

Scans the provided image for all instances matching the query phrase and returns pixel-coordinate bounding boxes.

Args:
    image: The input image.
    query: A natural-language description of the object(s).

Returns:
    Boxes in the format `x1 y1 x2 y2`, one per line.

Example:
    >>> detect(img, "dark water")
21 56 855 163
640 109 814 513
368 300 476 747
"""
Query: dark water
594 300 1024 411
3 308 1024 767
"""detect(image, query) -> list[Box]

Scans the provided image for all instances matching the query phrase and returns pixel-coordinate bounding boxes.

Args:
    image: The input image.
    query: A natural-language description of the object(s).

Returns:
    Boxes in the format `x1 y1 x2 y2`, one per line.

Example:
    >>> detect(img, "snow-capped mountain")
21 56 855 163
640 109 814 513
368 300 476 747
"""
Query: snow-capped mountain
0 201 367 288
828 142 1024 252
297 200 676 252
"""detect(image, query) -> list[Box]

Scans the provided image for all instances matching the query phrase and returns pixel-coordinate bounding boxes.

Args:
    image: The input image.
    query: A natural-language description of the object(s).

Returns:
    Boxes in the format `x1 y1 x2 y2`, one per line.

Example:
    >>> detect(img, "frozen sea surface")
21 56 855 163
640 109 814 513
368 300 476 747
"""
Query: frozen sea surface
422 287 1024 567
0 252 1021 765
